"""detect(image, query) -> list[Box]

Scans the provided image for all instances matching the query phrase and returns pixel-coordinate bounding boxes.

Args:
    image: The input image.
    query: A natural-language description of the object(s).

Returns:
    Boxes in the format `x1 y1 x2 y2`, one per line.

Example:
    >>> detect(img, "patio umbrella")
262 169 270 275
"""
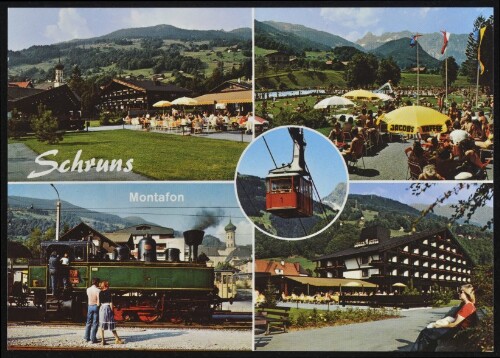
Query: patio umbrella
375 93 394 102
152 100 172 108
171 97 198 106
153 100 172 115
383 105 449 135
313 96 355 109
344 281 362 287
392 282 407 287
342 89 380 101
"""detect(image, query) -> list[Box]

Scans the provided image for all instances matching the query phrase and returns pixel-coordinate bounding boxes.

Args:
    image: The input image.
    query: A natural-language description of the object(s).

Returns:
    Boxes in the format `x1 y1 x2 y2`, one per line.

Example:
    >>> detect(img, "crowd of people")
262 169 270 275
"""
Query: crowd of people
406 101 493 180
126 109 253 134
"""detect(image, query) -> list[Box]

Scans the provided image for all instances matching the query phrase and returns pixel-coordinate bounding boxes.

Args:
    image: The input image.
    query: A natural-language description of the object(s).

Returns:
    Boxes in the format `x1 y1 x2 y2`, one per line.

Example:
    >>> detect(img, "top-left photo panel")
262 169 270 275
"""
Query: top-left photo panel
7 8 253 182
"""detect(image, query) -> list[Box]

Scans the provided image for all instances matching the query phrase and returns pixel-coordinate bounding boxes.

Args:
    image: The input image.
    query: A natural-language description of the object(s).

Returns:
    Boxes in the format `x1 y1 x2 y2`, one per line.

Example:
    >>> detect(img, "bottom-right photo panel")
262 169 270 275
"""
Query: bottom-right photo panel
254 182 493 352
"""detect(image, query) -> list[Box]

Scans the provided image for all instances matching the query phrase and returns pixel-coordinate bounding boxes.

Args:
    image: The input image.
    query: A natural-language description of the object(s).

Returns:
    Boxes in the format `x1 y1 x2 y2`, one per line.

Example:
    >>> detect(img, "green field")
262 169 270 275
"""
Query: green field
12 130 247 180
256 67 473 92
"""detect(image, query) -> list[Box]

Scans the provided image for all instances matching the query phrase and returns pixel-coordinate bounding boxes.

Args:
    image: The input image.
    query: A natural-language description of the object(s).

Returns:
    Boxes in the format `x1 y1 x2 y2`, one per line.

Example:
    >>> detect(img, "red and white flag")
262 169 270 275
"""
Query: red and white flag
441 31 451 55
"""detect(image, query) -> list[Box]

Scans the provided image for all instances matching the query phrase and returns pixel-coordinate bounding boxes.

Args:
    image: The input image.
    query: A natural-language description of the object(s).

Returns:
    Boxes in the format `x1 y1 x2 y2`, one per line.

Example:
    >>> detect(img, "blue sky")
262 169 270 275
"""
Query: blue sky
237 127 348 199
8 182 253 245
256 7 494 42
349 182 493 208
8 8 253 51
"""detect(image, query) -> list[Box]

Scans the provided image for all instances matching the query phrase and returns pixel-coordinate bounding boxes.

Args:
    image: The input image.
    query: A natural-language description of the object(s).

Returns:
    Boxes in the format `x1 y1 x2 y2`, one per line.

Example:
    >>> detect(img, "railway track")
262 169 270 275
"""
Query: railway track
8 311 253 330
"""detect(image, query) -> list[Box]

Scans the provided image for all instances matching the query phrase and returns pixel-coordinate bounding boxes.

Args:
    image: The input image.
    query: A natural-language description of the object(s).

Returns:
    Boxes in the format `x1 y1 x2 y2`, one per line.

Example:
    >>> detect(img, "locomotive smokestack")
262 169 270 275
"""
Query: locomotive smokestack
183 230 204 262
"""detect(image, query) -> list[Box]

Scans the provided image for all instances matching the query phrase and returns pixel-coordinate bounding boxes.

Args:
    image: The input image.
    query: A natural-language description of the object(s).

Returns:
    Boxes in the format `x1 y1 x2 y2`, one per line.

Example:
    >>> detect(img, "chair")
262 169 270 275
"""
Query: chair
478 158 492 180
404 147 413 179
407 159 423 180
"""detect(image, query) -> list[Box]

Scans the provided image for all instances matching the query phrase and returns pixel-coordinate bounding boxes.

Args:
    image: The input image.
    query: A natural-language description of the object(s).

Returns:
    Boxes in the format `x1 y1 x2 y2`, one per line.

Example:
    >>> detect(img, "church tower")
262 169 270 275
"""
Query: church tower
224 219 236 249
54 60 65 87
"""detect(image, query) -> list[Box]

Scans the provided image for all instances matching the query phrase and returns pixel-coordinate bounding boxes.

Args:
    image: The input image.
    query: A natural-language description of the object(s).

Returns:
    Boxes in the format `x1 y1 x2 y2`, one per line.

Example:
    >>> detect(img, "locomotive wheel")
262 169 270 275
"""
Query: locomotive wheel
137 311 161 323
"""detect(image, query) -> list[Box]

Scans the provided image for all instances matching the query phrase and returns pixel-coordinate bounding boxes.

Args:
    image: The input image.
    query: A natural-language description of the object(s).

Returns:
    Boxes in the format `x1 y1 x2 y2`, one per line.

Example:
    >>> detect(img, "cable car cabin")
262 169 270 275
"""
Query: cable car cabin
266 174 313 218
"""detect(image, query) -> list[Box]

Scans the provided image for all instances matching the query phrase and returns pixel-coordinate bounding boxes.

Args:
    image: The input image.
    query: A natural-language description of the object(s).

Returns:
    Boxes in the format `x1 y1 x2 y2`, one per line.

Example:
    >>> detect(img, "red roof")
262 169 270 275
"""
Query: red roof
255 259 303 276
9 81 33 88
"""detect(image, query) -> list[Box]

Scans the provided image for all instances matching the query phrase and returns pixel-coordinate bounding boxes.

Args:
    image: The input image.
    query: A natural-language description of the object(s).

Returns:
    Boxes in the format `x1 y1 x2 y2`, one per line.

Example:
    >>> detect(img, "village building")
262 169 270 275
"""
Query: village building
98 78 190 114
194 79 252 114
314 225 474 293
198 219 252 270
7 61 82 127
105 224 185 261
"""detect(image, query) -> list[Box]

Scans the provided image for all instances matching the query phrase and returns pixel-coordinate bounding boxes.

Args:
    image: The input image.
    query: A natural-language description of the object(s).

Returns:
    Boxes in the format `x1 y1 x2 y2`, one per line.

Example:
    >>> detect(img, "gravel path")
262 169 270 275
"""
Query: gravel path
7 324 252 351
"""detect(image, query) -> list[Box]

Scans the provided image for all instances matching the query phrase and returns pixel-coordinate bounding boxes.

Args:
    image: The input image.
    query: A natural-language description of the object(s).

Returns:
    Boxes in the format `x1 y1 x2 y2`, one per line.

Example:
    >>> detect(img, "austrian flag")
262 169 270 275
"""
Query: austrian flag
441 31 451 55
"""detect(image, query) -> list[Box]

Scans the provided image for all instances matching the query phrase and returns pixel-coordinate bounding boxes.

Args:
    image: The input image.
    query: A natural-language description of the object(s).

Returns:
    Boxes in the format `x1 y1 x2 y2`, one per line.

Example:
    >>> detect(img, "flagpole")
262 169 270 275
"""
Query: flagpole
416 38 420 106
445 56 448 107
475 62 480 108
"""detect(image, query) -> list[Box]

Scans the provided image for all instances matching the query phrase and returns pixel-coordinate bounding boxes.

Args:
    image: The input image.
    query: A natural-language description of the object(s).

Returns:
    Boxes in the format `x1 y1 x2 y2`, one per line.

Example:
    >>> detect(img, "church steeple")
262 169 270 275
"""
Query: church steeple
54 58 65 87
224 218 236 249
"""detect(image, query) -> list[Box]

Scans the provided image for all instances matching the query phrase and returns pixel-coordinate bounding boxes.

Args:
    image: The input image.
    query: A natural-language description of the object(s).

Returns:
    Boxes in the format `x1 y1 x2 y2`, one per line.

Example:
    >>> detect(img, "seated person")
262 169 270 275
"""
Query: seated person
475 129 493 149
449 121 470 145
435 147 458 180
410 284 476 352
457 138 483 171
342 127 364 162
409 141 428 168
418 164 444 180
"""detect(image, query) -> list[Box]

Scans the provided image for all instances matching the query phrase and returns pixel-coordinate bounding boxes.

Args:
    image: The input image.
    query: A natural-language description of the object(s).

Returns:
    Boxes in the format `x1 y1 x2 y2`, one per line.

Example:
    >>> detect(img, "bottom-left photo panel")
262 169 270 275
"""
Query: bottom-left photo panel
7 182 253 351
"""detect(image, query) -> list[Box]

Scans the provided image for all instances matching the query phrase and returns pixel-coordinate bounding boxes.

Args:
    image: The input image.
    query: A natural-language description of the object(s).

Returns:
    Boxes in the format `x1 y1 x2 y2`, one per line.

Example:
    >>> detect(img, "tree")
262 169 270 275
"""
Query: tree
30 104 64 144
68 65 85 96
460 15 493 86
440 56 459 86
409 183 493 231
376 57 401 86
345 53 378 88
25 227 43 258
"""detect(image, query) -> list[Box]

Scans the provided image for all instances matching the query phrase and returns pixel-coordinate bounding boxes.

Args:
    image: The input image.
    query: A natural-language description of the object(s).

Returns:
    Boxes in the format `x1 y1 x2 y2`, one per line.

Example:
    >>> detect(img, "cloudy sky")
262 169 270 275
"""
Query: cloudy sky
256 7 494 41
8 182 253 245
8 8 253 51
8 7 494 51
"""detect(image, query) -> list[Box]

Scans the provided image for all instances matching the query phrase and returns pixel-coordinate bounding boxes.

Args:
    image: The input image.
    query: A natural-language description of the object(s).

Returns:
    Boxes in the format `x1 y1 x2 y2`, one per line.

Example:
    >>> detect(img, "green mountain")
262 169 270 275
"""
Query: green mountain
369 37 441 70
255 20 331 55
357 31 468 64
7 196 157 240
236 174 338 238
262 21 363 51
94 24 251 42
410 203 493 229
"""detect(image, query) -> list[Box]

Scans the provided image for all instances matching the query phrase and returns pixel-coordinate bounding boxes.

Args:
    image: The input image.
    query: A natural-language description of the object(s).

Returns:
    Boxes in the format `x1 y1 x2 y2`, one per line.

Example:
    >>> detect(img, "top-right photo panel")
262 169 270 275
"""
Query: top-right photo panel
254 7 494 181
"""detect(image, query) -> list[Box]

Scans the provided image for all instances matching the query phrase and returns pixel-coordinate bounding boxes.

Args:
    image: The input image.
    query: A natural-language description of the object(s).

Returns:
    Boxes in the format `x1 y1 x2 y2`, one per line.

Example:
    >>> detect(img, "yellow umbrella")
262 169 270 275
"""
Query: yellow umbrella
383 105 450 134
342 89 380 101
153 100 172 108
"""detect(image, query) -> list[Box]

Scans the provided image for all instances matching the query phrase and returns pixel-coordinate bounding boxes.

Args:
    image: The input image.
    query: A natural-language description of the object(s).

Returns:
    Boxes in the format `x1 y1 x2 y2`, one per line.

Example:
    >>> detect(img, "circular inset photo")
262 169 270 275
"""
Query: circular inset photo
235 126 349 240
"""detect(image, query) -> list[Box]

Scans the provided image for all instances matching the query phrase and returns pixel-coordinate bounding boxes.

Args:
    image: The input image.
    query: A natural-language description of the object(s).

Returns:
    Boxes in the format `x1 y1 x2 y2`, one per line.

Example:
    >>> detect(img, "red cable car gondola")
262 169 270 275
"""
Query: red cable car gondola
265 128 313 218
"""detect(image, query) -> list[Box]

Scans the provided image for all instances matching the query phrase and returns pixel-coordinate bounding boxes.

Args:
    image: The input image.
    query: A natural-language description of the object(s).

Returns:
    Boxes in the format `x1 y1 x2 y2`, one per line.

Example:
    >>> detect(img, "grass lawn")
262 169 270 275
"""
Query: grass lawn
13 130 247 180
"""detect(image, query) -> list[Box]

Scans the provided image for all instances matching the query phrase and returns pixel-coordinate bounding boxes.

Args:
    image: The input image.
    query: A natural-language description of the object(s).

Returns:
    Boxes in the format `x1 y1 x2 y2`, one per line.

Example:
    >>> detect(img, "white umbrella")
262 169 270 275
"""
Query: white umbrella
375 93 394 102
314 96 355 109
392 282 407 287
172 97 198 106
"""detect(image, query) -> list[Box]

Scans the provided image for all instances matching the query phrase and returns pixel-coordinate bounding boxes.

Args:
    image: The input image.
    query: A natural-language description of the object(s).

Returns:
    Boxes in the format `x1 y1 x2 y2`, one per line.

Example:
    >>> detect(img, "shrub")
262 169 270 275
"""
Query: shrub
30 104 64 144
454 308 494 352
8 109 31 138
